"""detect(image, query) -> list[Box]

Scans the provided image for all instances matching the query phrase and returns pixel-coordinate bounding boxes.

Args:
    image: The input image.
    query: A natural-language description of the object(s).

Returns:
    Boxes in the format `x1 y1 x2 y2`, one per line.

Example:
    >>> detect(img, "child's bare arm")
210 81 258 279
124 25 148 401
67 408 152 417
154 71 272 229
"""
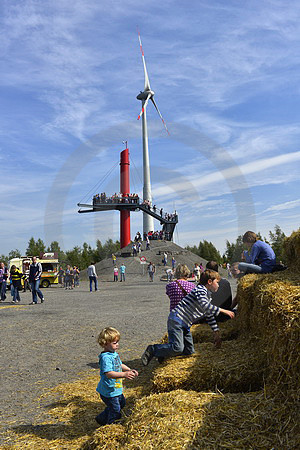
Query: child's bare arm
219 308 235 319
105 370 136 380
122 363 139 377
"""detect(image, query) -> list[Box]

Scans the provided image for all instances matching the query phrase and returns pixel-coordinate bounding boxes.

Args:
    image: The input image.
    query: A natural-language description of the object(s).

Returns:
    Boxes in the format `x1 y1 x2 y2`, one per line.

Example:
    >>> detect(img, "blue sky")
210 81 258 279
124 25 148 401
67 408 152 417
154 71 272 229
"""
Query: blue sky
1 0 299 255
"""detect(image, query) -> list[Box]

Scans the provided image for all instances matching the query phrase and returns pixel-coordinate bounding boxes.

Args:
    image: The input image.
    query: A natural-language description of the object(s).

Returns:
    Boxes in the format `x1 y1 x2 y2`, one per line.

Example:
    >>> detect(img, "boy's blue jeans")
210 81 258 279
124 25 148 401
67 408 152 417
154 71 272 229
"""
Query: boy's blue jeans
96 394 125 425
153 317 195 359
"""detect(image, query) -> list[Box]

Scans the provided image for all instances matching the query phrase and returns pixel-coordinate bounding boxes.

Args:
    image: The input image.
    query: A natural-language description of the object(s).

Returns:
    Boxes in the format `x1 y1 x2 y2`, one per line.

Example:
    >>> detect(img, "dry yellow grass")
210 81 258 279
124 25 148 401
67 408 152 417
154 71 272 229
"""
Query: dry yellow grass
152 339 265 394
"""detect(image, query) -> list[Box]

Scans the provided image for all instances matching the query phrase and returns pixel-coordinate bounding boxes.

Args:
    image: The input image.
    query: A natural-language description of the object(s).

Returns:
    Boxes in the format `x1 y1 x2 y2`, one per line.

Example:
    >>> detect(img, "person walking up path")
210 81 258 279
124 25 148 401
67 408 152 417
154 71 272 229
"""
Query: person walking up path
88 262 98 291
29 257 45 304
119 264 126 282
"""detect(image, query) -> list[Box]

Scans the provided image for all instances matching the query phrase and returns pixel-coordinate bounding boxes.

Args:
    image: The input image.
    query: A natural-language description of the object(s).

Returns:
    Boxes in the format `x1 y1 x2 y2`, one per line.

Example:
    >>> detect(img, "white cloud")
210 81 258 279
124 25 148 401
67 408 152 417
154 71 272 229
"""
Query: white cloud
265 199 300 212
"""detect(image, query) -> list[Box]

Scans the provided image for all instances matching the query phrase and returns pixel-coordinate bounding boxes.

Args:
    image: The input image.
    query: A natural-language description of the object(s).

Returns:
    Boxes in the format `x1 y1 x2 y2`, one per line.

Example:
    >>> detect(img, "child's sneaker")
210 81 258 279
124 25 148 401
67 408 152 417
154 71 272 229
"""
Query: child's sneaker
141 345 154 366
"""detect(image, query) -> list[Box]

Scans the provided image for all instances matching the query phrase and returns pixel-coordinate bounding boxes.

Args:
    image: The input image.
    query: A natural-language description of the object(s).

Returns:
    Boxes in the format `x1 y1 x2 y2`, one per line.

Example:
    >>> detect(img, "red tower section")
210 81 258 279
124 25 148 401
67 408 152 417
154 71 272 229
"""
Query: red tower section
120 147 131 248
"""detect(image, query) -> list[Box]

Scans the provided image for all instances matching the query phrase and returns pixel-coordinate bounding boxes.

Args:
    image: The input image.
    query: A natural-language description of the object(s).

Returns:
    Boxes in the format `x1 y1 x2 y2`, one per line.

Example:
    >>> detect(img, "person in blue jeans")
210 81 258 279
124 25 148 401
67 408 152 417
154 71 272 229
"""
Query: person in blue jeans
10 265 26 303
87 262 98 291
119 263 126 282
95 327 138 425
141 270 235 365
29 256 45 304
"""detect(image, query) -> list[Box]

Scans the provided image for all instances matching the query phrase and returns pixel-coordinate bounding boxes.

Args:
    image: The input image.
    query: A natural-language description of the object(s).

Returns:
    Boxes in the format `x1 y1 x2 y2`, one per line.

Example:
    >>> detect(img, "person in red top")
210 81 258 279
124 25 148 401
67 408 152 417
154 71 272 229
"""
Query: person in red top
166 264 195 312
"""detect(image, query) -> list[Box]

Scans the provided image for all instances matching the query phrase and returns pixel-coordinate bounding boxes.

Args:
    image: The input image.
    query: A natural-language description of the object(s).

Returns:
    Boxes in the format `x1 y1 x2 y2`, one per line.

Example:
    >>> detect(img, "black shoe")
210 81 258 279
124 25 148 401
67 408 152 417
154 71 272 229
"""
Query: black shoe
41 298 45 303
157 356 165 364
141 345 154 366
95 414 106 426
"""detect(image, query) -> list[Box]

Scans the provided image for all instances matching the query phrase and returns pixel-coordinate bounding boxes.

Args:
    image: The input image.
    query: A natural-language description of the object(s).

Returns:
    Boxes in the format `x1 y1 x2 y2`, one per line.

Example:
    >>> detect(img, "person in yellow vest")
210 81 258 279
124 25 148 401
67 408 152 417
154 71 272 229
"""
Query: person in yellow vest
10 265 26 303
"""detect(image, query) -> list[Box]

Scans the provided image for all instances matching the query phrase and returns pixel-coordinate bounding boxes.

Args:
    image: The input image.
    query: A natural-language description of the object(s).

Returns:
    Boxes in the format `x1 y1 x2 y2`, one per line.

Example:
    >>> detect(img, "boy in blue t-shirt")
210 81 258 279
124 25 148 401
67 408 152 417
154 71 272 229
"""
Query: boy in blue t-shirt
95 327 138 426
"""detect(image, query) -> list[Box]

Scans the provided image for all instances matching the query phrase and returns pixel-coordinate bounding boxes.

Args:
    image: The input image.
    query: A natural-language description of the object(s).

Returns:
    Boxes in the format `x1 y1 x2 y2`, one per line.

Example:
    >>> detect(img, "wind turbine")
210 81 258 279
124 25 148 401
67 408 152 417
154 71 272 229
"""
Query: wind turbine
136 31 169 236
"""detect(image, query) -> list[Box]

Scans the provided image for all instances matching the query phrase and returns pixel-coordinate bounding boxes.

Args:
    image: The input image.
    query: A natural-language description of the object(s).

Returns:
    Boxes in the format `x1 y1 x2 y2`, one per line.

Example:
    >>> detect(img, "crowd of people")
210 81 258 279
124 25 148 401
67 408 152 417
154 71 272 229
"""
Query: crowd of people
92 193 177 225
0 256 46 304
58 266 80 289
93 192 139 204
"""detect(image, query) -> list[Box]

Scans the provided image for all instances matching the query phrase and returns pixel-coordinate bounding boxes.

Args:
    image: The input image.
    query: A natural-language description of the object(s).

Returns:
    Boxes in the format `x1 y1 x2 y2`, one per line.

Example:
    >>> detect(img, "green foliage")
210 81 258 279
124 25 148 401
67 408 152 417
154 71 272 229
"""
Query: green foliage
0 254 9 266
186 240 222 264
269 225 286 262
223 235 244 263
26 237 46 256
8 249 22 259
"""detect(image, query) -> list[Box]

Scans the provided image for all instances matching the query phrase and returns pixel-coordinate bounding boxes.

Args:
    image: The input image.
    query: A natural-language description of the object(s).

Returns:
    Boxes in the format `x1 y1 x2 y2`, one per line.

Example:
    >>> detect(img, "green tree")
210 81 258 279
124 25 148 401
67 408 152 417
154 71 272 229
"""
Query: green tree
223 235 244 263
0 254 9 266
269 225 286 262
198 240 222 263
8 249 22 259
26 237 46 256
186 240 222 264
47 241 67 264
65 246 83 268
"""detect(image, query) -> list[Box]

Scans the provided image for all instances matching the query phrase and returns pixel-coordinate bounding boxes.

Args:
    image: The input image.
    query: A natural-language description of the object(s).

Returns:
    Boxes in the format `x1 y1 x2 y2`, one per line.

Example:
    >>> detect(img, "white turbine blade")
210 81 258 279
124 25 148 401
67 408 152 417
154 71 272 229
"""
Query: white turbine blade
137 93 151 120
138 31 151 91
151 98 170 135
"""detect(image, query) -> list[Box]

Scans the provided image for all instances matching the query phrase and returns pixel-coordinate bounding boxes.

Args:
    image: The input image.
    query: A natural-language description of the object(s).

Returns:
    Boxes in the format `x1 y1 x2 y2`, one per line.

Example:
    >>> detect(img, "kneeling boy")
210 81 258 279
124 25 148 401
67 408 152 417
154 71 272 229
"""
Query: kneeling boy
141 269 235 365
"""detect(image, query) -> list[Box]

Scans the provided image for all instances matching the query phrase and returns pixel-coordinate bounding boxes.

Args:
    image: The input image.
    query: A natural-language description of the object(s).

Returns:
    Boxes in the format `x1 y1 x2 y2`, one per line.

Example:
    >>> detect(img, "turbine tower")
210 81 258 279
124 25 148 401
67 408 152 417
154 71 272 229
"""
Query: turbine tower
136 31 169 236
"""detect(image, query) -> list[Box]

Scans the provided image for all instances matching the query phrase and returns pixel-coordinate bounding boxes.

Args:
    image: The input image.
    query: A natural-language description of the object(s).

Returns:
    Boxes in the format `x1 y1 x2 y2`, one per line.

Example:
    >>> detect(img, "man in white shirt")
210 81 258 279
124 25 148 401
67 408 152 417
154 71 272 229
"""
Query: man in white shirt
87 262 98 292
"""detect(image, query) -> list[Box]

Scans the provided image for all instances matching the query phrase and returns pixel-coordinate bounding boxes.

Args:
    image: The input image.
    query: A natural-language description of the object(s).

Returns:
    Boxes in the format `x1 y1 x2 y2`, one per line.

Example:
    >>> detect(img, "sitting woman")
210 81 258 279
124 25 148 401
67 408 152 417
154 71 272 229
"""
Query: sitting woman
238 231 276 275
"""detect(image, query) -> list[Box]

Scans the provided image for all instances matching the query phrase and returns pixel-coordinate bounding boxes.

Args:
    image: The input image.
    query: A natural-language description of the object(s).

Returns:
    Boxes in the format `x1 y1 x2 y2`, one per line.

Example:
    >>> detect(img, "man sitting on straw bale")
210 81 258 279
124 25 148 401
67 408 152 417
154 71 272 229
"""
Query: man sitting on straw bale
141 270 235 365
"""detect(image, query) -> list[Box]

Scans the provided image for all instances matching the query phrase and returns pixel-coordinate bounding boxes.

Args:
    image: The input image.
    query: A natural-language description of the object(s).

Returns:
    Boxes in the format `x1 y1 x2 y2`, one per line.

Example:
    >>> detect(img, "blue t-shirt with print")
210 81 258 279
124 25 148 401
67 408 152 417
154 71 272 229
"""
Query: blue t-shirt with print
96 351 123 398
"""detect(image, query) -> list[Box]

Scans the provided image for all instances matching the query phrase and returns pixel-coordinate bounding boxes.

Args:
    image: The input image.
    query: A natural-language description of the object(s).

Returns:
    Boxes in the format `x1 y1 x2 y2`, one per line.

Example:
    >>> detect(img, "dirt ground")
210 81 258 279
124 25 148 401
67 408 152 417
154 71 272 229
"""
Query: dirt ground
0 272 236 446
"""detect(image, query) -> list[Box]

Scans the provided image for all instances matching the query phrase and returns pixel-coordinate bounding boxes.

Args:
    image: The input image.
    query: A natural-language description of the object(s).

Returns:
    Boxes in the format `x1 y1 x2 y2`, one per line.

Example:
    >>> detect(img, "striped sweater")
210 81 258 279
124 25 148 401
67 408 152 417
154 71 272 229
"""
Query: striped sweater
172 284 220 331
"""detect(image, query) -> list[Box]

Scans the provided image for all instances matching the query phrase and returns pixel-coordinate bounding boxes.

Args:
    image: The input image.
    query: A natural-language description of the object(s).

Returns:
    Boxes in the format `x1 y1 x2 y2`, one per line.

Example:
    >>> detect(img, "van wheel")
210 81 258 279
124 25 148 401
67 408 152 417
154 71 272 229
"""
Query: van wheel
41 279 50 288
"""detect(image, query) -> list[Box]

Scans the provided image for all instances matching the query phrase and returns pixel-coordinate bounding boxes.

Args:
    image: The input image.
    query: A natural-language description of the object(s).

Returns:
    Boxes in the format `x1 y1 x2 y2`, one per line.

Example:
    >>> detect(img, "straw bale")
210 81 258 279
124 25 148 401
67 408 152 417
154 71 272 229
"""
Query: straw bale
81 424 125 449
191 319 239 343
191 391 300 449
283 229 300 268
152 339 265 394
160 319 239 345
237 270 300 392
122 390 219 449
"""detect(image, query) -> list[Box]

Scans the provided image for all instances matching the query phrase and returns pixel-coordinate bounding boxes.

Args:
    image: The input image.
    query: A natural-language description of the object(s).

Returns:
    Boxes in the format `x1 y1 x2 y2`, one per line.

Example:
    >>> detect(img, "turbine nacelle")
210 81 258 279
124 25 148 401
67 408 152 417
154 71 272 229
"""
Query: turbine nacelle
136 90 155 101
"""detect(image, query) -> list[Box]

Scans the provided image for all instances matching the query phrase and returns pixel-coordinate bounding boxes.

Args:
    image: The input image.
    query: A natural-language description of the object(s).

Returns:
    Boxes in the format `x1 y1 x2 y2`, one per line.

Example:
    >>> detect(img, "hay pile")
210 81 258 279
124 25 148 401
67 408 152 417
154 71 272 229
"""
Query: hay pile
237 270 300 393
152 338 265 394
84 390 217 449
192 390 300 449
160 319 239 344
191 318 239 343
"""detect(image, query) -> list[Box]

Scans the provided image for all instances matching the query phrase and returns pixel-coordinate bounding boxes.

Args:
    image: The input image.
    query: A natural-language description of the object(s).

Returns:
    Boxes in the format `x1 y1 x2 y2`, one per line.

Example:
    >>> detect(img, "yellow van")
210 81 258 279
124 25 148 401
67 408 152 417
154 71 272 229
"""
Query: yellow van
9 253 59 288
